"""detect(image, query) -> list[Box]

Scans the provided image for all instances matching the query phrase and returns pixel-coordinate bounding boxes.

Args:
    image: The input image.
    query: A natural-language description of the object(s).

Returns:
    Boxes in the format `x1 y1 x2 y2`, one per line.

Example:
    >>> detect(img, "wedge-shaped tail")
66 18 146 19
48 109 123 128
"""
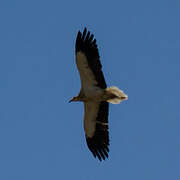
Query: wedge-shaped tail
106 86 128 104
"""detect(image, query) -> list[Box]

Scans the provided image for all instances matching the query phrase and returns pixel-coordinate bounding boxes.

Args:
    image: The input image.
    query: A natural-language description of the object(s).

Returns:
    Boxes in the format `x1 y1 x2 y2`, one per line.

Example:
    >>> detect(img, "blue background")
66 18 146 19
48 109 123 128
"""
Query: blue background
0 0 180 179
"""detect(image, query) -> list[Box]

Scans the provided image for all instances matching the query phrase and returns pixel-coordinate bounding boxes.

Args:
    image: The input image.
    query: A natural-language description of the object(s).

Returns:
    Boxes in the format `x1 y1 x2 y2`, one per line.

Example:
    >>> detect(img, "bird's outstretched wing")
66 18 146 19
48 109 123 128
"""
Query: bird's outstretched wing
75 28 109 161
75 28 107 89
84 101 109 161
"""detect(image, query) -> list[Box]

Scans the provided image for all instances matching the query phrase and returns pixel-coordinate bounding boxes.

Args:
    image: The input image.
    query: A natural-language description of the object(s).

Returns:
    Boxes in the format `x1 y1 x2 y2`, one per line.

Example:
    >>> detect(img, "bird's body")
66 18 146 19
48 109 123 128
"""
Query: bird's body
69 28 128 161
73 85 126 103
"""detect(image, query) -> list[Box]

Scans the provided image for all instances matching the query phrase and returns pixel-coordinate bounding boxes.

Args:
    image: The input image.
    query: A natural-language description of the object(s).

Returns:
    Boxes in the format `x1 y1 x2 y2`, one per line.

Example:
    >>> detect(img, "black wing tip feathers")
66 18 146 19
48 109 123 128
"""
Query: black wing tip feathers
86 136 109 161
75 27 97 53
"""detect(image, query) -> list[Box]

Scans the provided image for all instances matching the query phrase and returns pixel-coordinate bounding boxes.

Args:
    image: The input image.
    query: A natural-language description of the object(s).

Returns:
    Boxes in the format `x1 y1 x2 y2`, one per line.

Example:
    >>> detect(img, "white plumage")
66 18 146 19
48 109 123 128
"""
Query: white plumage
106 86 128 104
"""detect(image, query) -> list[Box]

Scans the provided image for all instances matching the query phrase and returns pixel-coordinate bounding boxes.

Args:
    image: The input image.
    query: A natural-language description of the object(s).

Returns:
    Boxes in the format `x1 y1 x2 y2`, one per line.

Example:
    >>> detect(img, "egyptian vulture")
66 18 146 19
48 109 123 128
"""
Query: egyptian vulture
69 28 128 161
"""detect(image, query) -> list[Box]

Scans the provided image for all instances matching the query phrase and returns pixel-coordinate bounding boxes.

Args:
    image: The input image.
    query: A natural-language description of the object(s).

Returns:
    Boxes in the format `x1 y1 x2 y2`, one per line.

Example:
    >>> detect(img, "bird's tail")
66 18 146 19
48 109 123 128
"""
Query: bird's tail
105 86 128 104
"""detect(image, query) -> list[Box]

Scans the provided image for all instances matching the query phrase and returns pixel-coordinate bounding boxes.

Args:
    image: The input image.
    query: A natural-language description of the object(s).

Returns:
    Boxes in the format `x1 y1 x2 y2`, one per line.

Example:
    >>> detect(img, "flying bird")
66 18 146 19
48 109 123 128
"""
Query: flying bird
69 28 128 161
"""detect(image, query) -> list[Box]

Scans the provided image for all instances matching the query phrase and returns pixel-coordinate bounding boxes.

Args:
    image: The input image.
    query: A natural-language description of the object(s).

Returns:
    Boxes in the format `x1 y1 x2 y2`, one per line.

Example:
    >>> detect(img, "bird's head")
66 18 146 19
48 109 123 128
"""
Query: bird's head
69 96 79 103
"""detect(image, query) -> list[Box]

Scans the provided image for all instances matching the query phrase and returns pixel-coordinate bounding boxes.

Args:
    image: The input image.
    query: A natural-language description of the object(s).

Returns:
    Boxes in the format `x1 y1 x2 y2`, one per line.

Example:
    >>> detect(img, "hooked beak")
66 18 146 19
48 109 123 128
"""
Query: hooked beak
69 99 73 103
69 97 74 103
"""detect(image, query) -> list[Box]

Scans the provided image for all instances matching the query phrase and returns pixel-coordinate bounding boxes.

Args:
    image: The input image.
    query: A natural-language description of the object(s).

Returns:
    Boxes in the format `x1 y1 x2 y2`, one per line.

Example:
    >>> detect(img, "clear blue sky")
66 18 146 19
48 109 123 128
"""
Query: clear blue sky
0 0 180 179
